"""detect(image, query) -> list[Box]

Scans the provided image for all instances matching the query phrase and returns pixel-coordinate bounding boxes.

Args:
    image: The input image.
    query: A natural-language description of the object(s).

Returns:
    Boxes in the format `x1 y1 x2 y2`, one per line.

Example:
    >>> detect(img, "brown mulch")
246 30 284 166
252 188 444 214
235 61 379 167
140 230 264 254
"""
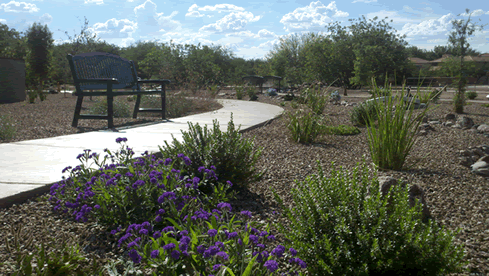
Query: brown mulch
1 88 489 275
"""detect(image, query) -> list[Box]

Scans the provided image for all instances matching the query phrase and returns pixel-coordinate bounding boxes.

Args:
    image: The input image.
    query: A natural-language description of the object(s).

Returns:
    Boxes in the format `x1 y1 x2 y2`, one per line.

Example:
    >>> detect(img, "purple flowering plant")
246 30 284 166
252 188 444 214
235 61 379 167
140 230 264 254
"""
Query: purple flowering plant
49 138 234 226
116 202 307 275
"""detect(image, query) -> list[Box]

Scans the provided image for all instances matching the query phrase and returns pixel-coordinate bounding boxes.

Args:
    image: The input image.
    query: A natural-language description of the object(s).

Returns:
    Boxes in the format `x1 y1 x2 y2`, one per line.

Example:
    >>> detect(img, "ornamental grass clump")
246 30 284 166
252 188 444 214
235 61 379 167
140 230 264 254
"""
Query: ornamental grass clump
350 100 379 127
159 114 263 190
273 161 467 275
366 83 433 170
286 110 325 144
303 85 329 115
49 138 233 227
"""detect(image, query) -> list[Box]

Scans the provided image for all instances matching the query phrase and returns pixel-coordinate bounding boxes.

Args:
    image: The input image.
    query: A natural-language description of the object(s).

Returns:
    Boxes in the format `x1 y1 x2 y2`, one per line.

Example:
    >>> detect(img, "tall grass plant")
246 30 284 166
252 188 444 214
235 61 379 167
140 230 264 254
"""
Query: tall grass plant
366 82 433 170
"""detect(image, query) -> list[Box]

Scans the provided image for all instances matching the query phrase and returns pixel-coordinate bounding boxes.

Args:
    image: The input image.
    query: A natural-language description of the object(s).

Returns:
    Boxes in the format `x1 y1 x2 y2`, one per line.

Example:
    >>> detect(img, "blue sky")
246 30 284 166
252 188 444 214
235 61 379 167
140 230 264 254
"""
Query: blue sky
1 0 488 60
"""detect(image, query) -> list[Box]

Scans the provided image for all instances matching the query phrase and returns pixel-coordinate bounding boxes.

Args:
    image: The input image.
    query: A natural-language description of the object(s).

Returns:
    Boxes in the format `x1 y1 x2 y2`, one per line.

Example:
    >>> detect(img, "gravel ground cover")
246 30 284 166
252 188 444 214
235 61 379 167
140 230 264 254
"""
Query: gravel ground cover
0 88 488 275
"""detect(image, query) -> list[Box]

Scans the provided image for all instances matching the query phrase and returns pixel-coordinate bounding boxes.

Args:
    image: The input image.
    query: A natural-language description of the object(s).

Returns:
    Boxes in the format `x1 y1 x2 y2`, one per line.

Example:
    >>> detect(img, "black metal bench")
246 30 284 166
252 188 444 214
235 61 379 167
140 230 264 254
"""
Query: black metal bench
67 52 170 129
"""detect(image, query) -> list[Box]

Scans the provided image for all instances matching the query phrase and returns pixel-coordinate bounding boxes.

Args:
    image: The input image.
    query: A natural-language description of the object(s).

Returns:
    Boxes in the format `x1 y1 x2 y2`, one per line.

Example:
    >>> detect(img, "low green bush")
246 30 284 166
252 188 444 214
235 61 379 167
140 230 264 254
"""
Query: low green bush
286 110 324 144
482 103 489 108
417 89 442 104
466 91 478 100
350 101 379 126
138 94 193 118
87 98 132 118
234 85 245 100
158 114 264 189
274 161 467 275
0 114 16 141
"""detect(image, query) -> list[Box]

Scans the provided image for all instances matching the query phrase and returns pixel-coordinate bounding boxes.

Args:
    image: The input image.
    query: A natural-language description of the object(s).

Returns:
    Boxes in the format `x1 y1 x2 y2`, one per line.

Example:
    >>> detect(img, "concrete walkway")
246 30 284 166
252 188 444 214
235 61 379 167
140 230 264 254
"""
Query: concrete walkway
0 99 284 208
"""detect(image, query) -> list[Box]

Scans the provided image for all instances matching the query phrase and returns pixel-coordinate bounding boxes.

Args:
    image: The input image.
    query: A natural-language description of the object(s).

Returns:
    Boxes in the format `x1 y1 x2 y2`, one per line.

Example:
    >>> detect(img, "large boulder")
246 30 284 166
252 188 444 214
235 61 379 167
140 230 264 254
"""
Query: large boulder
378 176 432 223
471 156 489 176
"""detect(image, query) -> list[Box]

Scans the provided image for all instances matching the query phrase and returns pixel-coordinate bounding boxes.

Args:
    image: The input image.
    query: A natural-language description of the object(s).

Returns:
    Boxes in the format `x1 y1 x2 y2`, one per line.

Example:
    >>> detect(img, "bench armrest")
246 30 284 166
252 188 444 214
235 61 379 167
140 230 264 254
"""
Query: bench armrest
78 78 120 84
138 80 171 84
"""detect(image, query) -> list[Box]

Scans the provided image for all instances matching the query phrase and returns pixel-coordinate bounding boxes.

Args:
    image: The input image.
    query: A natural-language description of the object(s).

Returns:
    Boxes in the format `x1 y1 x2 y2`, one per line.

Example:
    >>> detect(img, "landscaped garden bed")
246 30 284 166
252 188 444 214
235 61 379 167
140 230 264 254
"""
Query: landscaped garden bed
0 86 488 275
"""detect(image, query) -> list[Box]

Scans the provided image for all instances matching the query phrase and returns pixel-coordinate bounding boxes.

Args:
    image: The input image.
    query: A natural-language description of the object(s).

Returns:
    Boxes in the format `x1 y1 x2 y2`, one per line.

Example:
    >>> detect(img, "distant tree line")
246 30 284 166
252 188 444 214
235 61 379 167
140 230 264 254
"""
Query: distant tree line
0 14 485 93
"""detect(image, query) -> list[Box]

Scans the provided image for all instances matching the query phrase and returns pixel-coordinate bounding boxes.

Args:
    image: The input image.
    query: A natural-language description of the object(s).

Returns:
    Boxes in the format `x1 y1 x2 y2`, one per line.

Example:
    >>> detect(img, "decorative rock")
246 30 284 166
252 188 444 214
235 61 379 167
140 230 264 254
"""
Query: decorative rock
481 145 489 155
471 157 489 176
477 124 489 133
452 124 462 129
218 92 226 97
473 148 485 157
378 176 431 223
445 114 456 120
460 158 473 168
444 121 454 127
460 150 471 157
456 116 474 129
428 121 441 125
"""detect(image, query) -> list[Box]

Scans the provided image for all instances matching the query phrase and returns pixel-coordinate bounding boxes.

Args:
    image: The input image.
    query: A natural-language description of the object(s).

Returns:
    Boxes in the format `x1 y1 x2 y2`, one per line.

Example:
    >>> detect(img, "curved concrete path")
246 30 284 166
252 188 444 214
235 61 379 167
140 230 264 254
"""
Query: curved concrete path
0 99 283 208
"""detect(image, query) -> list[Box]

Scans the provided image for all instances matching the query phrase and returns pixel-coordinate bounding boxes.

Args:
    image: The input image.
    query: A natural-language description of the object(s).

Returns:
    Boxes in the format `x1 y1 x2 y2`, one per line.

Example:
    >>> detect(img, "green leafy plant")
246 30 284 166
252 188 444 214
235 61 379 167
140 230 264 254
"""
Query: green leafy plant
417 88 442 104
0 114 16 141
350 101 379 126
87 97 132 118
234 85 245 100
274 161 467 275
279 102 285 107
206 83 220 98
465 91 478 100
246 85 257 100
366 83 433 170
482 103 489 108
303 85 328 115
159 114 264 189
286 110 324 144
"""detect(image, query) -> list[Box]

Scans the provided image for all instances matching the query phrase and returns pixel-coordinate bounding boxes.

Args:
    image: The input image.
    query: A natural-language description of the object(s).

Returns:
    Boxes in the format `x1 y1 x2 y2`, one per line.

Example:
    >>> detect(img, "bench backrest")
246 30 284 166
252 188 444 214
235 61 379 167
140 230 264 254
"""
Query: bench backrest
67 52 139 91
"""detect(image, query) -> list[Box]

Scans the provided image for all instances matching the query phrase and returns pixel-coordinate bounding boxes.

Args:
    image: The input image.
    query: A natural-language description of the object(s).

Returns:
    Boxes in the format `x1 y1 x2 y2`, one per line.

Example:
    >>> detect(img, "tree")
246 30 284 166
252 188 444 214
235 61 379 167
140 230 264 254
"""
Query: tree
348 16 410 88
0 23 28 60
25 22 54 90
448 8 486 113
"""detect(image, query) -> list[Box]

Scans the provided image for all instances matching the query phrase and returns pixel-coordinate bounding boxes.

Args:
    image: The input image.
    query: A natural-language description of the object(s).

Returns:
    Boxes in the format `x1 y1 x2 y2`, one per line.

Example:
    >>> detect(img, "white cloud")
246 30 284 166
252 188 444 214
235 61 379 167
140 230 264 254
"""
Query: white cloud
92 19 137 38
0 1 40 13
0 19 6 24
224 29 277 39
186 10 204 18
426 38 445 44
39 13 52 24
352 0 377 3
461 9 486 17
366 10 418 23
134 1 181 33
187 4 244 14
200 11 260 33
280 1 349 32
400 13 454 37
84 0 103 5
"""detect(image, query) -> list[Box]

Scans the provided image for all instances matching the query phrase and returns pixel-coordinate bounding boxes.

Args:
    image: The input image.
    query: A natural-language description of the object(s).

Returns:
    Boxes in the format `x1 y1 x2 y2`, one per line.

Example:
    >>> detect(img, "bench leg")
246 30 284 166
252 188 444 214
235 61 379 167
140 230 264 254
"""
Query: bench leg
72 95 84 127
161 88 166 120
133 94 141 119
107 95 114 129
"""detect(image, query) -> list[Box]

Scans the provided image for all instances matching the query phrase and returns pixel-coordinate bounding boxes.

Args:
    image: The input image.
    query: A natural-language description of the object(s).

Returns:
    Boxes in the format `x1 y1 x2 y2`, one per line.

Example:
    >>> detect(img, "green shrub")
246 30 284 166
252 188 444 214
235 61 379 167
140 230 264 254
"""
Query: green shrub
158 114 264 189
466 91 478 100
274 162 467 276
286 110 324 144
87 98 132 118
234 85 245 100
303 85 328 115
0 114 16 141
279 101 285 107
482 103 489 108
350 101 379 126
417 89 442 104
322 125 360 136
366 84 432 170
138 94 193 118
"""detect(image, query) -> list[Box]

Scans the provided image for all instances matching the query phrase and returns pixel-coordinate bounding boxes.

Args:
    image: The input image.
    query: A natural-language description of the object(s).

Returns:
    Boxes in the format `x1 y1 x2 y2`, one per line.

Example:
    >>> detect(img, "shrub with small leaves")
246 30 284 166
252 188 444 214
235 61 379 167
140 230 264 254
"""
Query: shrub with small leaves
466 91 478 100
159 114 264 189
274 161 467 275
